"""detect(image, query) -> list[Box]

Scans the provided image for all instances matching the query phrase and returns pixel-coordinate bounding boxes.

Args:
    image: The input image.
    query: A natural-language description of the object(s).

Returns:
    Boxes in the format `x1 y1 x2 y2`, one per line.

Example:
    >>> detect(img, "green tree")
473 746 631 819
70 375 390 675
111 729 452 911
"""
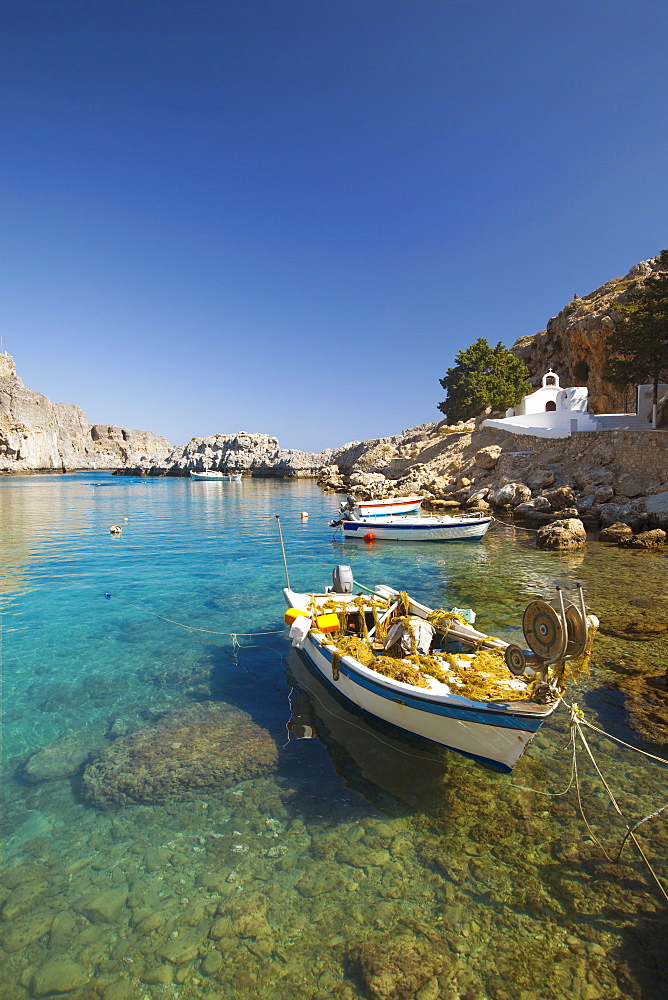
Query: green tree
602 250 668 412
438 339 531 422
573 359 590 384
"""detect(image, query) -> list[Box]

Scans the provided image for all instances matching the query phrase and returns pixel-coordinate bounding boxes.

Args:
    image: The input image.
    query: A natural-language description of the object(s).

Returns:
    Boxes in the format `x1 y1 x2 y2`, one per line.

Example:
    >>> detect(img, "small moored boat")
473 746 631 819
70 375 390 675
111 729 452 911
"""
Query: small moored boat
189 471 242 481
351 495 423 516
331 509 491 542
283 566 598 771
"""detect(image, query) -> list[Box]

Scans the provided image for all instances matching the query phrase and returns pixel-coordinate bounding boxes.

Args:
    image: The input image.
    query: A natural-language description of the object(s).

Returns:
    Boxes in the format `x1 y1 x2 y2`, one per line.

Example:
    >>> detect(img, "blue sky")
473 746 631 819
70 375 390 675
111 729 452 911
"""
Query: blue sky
1 1 667 452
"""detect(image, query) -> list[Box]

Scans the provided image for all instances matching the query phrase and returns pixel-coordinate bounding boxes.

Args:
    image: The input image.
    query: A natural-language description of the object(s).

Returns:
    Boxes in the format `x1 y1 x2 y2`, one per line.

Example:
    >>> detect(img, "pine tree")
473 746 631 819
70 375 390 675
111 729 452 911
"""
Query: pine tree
438 339 530 423
602 251 668 412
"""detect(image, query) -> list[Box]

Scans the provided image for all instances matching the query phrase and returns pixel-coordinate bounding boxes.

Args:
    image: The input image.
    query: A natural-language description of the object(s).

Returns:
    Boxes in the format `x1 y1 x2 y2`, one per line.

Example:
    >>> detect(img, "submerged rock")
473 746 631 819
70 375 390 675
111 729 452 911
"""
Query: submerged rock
608 659 668 743
22 725 108 784
81 701 277 807
599 616 667 641
32 957 88 996
352 930 446 1000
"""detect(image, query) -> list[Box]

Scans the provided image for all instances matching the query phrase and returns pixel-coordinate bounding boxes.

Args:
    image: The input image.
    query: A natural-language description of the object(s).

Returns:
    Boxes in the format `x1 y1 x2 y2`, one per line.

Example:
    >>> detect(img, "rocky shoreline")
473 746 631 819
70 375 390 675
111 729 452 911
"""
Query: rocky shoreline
318 422 668 550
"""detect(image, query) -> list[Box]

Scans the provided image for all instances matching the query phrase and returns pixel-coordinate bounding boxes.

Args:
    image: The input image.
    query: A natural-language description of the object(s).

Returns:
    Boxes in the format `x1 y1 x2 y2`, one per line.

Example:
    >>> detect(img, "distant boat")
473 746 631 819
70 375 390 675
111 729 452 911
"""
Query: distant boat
331 510 491 542
340 495 423 517
283 565 599 771
189 471 242 481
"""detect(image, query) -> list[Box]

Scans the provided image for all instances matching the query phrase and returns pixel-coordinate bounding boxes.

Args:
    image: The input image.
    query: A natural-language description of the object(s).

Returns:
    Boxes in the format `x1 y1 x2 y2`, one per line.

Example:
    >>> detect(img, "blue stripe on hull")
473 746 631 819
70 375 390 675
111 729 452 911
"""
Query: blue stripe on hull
295 651 515 773
314 641 544 734
343 522 490 532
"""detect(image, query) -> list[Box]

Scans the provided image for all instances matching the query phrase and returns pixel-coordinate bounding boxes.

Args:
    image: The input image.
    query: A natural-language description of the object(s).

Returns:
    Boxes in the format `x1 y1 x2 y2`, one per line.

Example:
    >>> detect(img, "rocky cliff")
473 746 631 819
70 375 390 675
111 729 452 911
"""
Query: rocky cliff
510 253 668 413
0 354 172 472
117 431 331 478
115 421 459 478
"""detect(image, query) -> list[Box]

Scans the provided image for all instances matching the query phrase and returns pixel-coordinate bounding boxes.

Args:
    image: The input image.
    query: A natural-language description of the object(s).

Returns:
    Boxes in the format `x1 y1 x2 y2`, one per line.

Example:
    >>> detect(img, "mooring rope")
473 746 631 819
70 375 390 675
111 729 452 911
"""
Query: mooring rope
103 593 286 640
577 717 668 765
566 704 668 902
490 516 540 533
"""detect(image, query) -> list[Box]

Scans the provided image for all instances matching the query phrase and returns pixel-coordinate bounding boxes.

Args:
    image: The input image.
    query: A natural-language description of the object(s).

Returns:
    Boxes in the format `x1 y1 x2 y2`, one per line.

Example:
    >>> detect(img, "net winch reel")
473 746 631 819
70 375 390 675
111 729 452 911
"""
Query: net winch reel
505 584 590 681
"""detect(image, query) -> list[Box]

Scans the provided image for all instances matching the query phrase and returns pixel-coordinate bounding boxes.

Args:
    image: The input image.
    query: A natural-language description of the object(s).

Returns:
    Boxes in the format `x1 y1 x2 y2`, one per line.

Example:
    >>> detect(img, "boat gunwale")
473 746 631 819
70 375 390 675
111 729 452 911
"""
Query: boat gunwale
284 587 558 720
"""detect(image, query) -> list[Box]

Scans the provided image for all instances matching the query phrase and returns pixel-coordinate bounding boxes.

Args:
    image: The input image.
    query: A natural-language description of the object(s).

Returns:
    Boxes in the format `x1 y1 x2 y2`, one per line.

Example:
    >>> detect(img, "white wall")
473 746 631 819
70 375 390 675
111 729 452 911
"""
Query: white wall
516 386 561 415
481 410 599 438
637 384 668 421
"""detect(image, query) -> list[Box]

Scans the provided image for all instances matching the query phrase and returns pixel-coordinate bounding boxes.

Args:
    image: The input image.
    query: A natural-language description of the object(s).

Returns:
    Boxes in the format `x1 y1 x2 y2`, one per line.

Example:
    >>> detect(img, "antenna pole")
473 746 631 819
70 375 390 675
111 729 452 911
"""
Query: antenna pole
275 515 291 589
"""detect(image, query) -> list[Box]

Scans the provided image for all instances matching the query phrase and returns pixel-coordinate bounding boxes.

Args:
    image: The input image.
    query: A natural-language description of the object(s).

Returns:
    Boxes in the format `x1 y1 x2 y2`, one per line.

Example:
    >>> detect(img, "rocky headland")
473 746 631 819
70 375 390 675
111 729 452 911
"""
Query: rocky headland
0 353 172 473
510 253 668 412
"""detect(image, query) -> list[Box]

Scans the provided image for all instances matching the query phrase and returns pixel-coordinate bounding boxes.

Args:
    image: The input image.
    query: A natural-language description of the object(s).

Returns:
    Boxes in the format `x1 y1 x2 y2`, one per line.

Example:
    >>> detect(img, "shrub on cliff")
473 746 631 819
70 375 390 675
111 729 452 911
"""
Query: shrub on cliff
438 338 531 422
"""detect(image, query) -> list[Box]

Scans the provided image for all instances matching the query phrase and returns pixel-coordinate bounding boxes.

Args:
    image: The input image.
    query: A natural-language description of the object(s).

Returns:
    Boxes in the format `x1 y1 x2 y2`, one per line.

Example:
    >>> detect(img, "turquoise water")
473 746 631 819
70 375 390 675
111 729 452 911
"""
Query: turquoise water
1 472 667 1000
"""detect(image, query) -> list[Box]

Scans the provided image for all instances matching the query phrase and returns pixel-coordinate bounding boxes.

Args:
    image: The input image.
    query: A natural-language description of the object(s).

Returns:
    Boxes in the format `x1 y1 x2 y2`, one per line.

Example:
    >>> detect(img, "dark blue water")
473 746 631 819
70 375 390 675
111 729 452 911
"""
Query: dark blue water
1 472 666 1000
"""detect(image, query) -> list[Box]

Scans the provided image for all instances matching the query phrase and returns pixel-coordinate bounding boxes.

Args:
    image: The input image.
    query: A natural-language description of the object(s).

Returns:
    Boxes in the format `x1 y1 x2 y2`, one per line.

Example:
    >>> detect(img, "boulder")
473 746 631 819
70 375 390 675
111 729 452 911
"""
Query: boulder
615 473 649 499
542 486 577 510
621 529 666 549
593 485 614 504
82 701 277 808
514 497 550 515
463 487 490 506
599 522 633 543
349 472 389 487
527 469 556 491
473 445 502 469
488 482 532 508
599 502 647 532
446 487 473 503
425 475 456 495
573 466 614 492
536 518 587 550
646 491 668 529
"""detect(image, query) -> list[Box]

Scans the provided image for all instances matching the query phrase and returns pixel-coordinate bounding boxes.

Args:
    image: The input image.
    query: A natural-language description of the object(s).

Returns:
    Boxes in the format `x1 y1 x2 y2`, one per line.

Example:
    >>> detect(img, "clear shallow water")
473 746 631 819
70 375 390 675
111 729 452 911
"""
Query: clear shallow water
1 472 667 1000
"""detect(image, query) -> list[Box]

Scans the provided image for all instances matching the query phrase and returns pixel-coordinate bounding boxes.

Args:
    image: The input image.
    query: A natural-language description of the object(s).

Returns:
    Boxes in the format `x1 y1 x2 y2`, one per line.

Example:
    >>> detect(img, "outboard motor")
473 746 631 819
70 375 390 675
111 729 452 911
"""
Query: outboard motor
332 564 353 594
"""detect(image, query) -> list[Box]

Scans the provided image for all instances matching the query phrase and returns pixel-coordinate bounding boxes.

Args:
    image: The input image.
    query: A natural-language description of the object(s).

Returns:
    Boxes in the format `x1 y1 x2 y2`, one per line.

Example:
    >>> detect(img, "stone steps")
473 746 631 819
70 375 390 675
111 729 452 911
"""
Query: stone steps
591 414 650 430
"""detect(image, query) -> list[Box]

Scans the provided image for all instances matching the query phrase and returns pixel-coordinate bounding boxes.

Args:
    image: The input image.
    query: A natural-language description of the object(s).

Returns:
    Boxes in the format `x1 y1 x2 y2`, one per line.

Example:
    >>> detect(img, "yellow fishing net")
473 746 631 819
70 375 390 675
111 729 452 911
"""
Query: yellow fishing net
303 593 597 703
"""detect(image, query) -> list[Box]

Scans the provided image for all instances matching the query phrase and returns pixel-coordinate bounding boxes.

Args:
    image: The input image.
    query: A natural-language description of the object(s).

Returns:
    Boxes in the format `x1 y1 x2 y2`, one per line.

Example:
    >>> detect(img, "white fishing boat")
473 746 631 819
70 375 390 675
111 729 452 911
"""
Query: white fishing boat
283 565 598 771
189 471 242 481
351 495 423 516
331 509 491 541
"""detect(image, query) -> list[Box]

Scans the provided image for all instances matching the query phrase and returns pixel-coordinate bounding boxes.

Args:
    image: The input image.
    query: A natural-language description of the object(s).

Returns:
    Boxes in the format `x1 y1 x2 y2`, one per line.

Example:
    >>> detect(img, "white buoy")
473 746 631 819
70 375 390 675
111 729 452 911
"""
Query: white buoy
110 525 122 535
300 511 309 519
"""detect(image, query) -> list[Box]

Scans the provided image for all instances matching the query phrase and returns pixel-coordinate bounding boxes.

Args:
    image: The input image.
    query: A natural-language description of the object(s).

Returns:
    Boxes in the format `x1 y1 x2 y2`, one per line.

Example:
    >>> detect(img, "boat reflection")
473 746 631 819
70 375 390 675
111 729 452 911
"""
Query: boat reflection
285 649 476 814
